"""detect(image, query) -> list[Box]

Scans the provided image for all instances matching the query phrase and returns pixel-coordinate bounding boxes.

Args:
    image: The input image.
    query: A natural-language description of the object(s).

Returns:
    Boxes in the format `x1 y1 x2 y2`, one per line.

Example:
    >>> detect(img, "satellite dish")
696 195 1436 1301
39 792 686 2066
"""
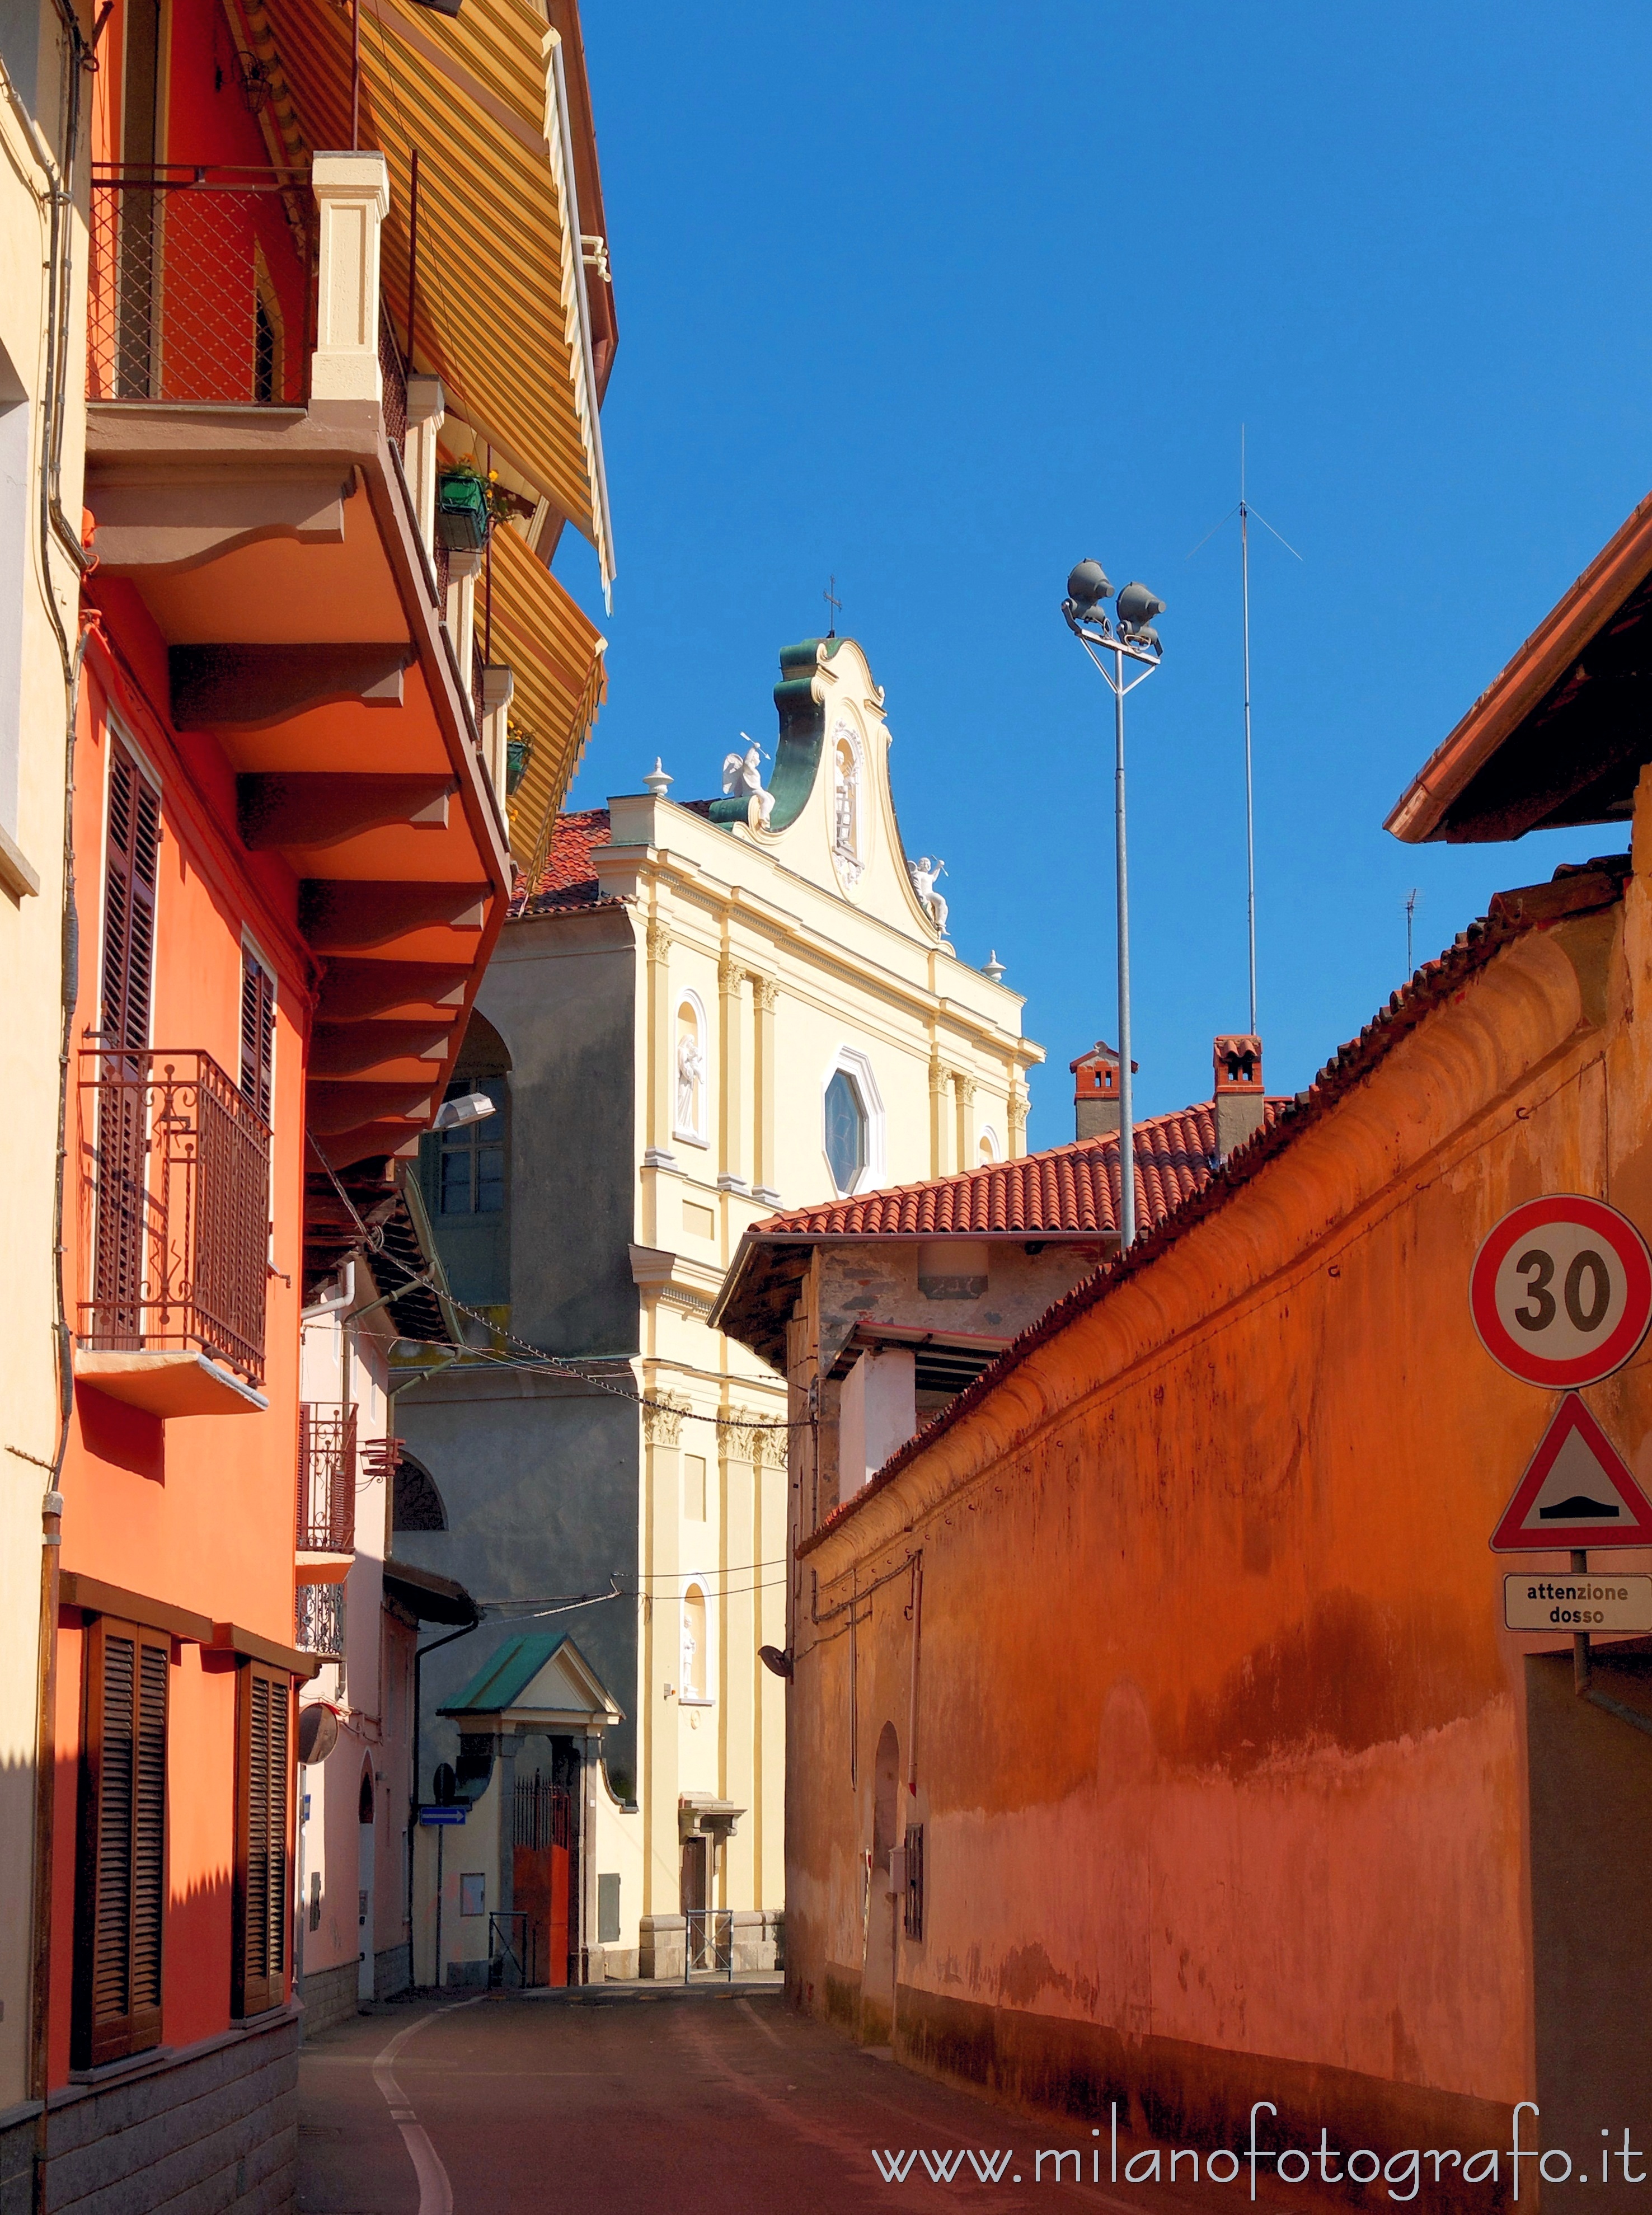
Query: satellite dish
298 1703 339 1766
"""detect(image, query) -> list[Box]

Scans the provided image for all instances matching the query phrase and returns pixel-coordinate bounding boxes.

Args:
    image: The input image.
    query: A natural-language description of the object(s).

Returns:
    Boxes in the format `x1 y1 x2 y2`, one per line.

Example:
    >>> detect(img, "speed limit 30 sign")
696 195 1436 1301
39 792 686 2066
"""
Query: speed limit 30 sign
1470 1196 1652 1388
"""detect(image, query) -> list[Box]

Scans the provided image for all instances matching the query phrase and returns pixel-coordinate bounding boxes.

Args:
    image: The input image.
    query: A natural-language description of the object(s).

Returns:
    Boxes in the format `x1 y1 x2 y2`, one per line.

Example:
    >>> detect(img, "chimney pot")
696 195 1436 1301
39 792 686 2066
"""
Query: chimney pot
1213 1033 1265 1160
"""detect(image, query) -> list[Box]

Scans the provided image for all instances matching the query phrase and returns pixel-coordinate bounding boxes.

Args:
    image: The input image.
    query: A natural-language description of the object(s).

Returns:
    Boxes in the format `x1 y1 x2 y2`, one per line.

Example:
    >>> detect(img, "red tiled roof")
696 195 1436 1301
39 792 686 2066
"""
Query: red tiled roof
759 1100 1280 1242
511 807 613 914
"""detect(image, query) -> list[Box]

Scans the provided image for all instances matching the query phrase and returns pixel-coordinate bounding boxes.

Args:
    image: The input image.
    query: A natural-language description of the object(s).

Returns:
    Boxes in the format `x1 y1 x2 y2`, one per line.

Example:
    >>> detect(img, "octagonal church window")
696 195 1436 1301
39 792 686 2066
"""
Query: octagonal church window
825 1069 867 1195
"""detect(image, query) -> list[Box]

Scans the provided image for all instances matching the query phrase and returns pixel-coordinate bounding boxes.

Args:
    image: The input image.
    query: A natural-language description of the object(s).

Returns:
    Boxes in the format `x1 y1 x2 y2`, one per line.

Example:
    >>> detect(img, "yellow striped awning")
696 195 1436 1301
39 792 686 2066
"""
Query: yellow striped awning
256 0 612 586
486 519 606 877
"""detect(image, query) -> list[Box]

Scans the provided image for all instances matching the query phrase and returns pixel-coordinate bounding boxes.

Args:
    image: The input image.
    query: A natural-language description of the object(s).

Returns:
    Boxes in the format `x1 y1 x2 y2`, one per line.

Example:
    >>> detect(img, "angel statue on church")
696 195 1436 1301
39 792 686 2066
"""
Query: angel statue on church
677 1029 705 1133
722 735 775 830
908 855 949 935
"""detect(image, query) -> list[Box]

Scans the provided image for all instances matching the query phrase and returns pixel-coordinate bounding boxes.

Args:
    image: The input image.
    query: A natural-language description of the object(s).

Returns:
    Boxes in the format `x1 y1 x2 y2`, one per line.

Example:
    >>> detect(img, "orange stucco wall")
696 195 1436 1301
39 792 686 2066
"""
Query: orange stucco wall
787 841 1652 2190
51 607 313 2077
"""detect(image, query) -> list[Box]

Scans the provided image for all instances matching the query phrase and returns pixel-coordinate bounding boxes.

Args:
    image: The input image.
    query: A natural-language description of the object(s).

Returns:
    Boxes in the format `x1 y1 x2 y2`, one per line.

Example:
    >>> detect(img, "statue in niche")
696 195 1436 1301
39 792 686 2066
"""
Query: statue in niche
833 736 858 858
908 855 949 935
680 1617 698 1697
676 1027 705 1133
722 737 775 830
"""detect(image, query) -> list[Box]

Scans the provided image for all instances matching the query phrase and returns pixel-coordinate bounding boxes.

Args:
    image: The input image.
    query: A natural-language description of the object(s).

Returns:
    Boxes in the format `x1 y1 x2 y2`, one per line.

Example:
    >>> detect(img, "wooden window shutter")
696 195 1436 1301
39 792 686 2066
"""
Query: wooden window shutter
100 741 159 1053
233 1660 292 2017
72 1617 168 2068
238 949 275 1125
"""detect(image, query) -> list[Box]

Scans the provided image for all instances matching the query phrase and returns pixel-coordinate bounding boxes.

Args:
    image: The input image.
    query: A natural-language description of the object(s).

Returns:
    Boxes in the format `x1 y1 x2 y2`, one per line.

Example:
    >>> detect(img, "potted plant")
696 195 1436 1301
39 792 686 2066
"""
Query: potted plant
436 464 533 551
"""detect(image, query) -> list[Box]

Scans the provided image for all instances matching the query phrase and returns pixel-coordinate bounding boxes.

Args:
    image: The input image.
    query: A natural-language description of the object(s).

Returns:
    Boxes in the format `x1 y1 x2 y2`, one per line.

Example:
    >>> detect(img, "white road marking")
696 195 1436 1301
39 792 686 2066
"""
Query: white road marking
736 1998 787 2048
369 2001 484 2215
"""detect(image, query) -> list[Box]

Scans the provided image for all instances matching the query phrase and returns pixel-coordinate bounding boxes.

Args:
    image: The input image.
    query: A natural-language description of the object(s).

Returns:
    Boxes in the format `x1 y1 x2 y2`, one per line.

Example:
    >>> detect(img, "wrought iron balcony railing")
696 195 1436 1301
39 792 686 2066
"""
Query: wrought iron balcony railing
298 1403 357 1555
89 166 315 406
296 1582 345 1660
78 1046 271 1385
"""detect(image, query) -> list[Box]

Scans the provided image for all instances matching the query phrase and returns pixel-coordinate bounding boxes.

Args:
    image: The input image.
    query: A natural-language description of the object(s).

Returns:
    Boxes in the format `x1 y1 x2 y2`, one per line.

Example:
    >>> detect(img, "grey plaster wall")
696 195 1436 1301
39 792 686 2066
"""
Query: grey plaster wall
476 906 639 1354
397 1363 642 1793
401 905 645 1792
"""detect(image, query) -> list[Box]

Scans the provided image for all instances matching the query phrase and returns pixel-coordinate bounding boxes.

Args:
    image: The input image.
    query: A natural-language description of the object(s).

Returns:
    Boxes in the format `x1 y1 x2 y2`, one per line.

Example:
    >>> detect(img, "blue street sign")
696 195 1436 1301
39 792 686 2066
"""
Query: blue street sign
419 1804 467 1826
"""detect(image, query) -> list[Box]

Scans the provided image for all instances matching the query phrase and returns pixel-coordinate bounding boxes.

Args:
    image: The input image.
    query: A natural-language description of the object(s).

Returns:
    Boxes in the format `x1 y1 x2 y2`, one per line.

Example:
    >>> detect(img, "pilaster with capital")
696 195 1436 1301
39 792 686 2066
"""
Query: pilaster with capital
749 975 780 1203
954 1071 977 1170
717 950 747 1193
644 914 676 1171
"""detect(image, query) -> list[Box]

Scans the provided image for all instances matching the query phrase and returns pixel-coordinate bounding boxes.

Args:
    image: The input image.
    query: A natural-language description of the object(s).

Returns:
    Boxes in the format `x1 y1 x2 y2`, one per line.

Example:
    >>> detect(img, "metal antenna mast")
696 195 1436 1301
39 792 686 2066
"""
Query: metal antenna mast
1240 428 1256 1034
1188 434 1301 1039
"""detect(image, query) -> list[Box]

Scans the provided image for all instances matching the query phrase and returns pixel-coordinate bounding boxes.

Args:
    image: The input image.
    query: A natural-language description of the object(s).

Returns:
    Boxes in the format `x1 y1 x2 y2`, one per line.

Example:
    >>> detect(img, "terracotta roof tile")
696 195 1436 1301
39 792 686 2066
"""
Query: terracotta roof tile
759 1099 1282 1242
511 808 613 916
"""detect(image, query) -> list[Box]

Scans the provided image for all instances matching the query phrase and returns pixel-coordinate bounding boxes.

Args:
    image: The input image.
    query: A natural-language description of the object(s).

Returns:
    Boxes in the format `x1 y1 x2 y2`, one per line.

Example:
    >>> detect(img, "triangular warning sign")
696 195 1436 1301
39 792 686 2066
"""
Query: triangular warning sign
1490 1394 1652 1550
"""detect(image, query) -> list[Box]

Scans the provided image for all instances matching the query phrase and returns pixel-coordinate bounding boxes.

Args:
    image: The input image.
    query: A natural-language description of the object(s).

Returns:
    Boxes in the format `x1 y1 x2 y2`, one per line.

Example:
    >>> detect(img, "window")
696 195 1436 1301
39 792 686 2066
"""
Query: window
393 1451 448 1532
439 1076 505 1215
93 739 161 1340
681 1585 708 1701
72 1616 168 2068
824 1069 867 1196
233 1660 291 2018
240 947 275 1125
674 993 707 1144
978 1127 1000 1166
903 1822 924 1940
100 738 159 1054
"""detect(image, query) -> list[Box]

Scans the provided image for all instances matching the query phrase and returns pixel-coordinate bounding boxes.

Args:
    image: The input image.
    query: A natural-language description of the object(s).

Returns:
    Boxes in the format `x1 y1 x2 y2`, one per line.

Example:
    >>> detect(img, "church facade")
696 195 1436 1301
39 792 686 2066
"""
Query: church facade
394 635 1040 1978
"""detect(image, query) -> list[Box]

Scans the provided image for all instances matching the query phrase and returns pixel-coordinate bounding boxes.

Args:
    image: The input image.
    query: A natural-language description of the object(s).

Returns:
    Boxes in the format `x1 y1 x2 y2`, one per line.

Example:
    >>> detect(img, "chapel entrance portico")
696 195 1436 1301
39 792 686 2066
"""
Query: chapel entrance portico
429 1634 622 1990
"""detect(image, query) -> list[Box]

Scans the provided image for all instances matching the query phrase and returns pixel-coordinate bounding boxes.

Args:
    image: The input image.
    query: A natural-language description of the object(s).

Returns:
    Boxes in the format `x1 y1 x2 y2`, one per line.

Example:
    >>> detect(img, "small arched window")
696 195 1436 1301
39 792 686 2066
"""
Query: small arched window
681 1584 709 1701
392 1451 447 1532
978 1126 1000 1166
674 993 707 1145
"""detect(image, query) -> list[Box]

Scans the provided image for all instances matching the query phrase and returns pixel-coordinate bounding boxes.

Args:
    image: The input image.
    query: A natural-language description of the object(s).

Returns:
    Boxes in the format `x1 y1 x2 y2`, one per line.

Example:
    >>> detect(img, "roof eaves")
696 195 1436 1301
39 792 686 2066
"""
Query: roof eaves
1386 489 1652 844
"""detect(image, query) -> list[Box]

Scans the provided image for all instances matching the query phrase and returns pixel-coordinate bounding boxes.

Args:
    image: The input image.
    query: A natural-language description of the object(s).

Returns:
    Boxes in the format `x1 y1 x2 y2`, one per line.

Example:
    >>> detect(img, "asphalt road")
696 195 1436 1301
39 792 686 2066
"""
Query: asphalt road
296 1985 1353 2215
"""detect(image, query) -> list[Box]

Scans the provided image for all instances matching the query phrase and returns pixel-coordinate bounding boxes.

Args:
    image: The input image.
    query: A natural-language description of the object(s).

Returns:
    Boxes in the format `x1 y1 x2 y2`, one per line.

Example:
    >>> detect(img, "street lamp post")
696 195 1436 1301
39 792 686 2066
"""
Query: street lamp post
1062 561 1165 1252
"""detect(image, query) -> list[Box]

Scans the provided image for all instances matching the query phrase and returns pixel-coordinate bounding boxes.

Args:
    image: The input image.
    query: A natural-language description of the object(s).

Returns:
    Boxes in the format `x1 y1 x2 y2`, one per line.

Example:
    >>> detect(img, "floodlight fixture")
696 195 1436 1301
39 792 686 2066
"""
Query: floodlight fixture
1059 556 1168 1252
1115 581 1166 639
433 1090 498 1132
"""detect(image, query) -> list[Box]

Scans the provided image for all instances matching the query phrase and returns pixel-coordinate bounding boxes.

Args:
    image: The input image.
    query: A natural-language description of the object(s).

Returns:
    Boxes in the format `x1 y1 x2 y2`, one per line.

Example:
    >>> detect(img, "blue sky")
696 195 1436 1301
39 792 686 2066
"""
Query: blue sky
553 3 1652 1151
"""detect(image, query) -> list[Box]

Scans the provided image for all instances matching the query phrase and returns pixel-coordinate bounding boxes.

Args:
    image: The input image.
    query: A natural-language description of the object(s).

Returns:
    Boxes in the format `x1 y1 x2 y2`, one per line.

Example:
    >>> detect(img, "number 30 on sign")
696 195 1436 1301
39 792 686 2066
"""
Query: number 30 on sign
1470 1196 1652 1388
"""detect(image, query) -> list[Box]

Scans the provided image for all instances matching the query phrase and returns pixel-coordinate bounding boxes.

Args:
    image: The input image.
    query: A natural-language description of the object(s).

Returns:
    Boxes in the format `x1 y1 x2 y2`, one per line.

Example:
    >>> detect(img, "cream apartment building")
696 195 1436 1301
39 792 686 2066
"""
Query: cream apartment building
0 0 87 2175
395 633 1041 1979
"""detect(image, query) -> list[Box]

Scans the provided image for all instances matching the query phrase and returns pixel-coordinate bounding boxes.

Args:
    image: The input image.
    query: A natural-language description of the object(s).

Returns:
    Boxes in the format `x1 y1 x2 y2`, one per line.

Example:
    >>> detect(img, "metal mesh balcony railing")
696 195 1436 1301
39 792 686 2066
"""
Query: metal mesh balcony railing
79 1046 271 1384
88 166 313 405
296 1582 345 1660
298 1403 357 1554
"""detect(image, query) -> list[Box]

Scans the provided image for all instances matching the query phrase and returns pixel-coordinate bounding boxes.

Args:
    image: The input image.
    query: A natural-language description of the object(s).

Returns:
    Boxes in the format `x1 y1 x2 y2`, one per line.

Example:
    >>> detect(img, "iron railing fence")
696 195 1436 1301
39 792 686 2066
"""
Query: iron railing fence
379 304 407 452
513 1775 572 1851
684 1908 734 1983
297 1402 357 1554
88 165 313 406
487 1911 529 1988
296 1581 345 1660
79 1045 271 1383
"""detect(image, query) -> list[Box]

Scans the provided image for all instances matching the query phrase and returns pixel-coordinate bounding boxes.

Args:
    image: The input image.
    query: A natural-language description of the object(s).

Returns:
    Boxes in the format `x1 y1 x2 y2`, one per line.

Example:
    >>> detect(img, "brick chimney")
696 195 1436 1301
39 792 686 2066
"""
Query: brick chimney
1213 1034 1265 1160
1071 1041 1120 1140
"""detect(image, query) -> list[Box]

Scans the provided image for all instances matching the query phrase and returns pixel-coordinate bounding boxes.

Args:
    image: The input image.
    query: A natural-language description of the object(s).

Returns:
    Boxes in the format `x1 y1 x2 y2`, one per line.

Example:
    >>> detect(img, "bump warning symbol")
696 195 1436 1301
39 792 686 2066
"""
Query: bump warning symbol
1489 1393 1652 1551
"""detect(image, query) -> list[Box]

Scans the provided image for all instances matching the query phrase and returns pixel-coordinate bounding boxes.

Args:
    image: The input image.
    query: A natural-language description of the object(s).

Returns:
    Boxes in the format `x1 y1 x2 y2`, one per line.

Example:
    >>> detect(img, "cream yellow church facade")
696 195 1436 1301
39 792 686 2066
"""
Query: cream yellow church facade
398 634 1041 1977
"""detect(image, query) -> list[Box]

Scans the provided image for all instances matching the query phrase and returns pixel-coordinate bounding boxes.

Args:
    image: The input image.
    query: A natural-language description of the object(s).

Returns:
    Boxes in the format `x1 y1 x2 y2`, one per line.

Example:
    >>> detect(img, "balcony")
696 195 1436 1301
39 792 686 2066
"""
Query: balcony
76 1048 271 1417
297 1402 357 1574
297 1581 345 1661
88 166 315 406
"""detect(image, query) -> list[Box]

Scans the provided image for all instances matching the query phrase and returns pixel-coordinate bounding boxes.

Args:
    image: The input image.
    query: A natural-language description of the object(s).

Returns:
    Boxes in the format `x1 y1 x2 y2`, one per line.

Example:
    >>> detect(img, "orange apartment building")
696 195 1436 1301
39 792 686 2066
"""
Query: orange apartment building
13 0 615 2200
731 488 1652 2214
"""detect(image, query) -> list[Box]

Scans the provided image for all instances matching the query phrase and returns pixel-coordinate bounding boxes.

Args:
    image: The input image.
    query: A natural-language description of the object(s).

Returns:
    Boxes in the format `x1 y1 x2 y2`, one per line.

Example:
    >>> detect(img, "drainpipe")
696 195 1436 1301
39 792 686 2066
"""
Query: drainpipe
26 5 91 2203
